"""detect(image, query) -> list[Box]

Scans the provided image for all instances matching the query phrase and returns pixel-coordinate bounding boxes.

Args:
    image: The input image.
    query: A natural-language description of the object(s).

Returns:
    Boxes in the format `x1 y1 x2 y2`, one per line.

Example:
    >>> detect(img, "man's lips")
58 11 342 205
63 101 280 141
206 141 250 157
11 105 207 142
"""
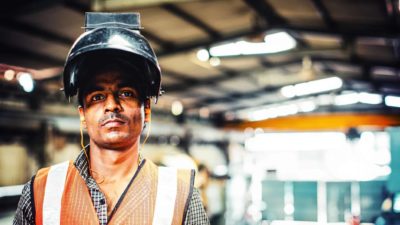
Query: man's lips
101 119 126 127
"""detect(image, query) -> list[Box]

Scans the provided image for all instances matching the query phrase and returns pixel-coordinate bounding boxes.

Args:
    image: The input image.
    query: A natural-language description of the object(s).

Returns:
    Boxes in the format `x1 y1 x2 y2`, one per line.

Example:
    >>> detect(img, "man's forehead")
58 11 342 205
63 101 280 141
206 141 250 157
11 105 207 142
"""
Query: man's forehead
89 70 136 86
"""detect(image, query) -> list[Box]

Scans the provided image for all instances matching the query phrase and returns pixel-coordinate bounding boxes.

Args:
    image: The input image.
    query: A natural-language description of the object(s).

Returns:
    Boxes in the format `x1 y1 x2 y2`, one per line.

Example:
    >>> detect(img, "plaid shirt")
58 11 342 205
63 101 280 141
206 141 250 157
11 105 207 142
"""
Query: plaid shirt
13 149 210 225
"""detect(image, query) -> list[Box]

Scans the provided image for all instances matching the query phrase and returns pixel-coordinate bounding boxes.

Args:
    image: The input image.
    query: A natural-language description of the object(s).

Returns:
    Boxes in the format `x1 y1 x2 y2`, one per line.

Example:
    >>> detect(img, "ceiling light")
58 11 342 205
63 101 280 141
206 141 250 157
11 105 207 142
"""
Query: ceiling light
334 92 359 106
281 77 343 98
245 132 346 152
171 100 183 116
294 77 343 96
248 104 299 121
17 72 34 92
264 31 297 51
196 49 210 61
4 69 15 81
385 95 400 107
213 165 228 176
209 57 221 67
359 92 382 105
199 107 210 118
280 85 296 98
209 31 296 57
0 185 24 198
298 100 317 112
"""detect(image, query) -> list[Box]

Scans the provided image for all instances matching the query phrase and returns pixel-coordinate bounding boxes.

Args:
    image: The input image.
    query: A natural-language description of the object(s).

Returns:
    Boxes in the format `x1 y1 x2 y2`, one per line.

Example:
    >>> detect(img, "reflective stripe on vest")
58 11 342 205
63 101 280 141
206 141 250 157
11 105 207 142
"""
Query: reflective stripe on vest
42 161 69 225
152 167 178 225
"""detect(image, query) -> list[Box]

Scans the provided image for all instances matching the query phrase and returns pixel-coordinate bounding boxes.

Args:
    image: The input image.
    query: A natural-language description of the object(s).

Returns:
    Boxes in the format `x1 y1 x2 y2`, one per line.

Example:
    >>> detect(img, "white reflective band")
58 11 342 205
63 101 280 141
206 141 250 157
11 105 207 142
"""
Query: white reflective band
152 167 178 225
42 161 69 225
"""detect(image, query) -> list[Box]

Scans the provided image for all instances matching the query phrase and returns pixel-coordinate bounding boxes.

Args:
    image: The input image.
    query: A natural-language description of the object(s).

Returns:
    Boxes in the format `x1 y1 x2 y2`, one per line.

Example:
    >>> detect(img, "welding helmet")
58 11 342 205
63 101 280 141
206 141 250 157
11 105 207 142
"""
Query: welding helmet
63 12 161 102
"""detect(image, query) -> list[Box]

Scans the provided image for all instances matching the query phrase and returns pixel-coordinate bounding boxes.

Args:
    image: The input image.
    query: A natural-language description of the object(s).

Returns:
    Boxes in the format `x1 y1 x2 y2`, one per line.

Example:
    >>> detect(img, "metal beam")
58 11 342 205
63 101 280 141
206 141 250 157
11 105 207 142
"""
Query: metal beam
0 0 59 17
0 19 73 46
0 43 64 66
243 0 286 25
281 24 400 38
141 30 176 50
197 74 400 114
157 24 400 57
161 3 221 39
310 0 336 29
183 56 400 109
64 0 91 12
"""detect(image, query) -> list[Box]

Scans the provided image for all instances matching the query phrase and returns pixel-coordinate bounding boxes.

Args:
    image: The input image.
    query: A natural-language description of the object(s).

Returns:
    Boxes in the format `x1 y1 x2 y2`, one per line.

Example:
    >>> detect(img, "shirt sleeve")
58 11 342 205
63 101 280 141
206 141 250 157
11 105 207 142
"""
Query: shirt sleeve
13 180 35 225
184 188 210 225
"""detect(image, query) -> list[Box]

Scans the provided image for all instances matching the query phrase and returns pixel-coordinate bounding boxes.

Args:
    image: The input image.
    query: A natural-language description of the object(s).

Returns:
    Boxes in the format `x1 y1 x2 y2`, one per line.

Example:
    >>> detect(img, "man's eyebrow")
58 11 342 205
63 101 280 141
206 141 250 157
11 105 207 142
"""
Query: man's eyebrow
117 82 135 88
83 85 104 94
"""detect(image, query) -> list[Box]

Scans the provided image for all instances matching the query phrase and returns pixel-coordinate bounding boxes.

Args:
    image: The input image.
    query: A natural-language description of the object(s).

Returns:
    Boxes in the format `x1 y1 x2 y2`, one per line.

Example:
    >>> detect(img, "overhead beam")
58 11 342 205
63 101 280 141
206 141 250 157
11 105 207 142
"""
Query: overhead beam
157 24 400 57
184 56 400 109
281 24 400 38
243 0 286 25
0 0 59 17
164 58 302 93
0 43 64 66
141 30 176 50
226 113 400 131
310 0 336 29
161 3 222 39
195 74 400 114
164 52 400 98
0 19 73 46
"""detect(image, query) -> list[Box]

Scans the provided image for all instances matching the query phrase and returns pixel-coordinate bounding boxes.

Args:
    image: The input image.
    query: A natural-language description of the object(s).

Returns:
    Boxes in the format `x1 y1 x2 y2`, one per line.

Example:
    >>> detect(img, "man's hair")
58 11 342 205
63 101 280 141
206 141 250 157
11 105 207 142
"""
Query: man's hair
76 54 147 107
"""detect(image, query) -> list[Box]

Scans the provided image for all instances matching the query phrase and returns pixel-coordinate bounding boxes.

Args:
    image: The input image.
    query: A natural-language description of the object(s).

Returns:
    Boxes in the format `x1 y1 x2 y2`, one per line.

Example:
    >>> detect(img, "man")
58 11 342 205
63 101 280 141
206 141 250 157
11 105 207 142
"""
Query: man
14 12 209 225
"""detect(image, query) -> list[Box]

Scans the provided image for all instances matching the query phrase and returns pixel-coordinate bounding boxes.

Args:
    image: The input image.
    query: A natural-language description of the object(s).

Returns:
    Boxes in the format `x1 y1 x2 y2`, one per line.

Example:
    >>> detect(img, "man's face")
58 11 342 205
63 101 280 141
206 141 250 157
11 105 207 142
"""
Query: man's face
78 70 144 150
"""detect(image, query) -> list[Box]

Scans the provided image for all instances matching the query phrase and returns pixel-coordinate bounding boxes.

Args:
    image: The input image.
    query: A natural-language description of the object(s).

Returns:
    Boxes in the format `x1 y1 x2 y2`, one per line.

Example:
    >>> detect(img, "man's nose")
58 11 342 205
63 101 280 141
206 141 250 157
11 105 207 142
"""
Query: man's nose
105 94 122 112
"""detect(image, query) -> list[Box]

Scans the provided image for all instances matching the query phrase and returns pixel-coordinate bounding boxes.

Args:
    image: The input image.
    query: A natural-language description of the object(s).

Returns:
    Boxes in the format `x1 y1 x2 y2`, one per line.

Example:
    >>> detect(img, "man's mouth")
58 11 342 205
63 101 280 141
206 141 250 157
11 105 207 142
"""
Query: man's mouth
101 118 126 127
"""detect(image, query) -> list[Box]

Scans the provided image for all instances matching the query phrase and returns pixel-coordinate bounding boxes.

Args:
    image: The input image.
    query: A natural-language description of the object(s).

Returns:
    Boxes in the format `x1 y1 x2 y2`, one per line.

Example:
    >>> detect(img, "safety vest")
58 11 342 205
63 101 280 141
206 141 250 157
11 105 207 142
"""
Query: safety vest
33 160 194 225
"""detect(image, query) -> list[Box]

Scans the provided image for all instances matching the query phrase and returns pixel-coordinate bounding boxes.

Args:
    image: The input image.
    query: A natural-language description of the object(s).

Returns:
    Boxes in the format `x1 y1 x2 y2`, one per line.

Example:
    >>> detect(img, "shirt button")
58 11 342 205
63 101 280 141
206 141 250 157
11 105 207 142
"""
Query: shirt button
100 199 105 205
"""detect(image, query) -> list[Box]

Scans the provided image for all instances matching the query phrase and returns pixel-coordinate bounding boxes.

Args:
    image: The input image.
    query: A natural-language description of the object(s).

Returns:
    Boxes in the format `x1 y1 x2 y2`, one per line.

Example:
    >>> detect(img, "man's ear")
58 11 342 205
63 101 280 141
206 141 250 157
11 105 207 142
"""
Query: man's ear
78 106 86 128
144 99 151 123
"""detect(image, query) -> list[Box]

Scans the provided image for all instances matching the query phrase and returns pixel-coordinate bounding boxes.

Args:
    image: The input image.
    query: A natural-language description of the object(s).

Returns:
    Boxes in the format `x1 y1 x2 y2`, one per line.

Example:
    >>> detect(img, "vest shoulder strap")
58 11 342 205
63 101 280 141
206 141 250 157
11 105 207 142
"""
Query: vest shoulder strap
148 161 195 225
33 161 71 225
152 166 178 225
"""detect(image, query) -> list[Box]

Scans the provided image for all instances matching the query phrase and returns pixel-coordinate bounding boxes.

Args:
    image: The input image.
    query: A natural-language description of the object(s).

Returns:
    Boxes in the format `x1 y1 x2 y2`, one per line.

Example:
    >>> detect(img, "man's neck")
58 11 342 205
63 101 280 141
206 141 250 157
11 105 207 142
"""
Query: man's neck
88 141 140 183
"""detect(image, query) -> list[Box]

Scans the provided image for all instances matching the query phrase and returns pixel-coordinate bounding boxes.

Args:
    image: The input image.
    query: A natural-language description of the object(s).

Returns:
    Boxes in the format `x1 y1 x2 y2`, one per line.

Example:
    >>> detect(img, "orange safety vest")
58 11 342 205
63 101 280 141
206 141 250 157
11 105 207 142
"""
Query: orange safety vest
33 160 194 225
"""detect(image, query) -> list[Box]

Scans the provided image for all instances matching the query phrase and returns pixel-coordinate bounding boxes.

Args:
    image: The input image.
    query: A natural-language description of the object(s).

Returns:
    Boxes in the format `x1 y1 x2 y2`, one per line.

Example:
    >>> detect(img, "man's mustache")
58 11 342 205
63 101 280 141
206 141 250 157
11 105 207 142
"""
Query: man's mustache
98 112 129 124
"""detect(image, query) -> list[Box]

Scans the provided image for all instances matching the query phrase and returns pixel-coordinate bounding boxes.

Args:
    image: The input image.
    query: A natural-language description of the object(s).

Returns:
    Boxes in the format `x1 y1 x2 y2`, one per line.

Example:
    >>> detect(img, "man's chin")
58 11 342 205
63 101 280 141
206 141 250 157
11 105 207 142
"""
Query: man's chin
101 133 132 145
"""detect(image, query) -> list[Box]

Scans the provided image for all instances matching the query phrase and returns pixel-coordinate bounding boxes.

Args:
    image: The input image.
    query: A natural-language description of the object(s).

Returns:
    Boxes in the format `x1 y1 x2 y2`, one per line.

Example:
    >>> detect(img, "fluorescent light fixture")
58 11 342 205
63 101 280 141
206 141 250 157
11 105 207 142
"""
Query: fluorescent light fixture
334 92 359 106
209 57 221 67
4 69 15 81
385 95 400 107
248 104 298 121
0 185 24 198
359 92 382 104
284 204 295 215
171 100 183 116
245 132 346 151
298 100 317 112
281 77 343 98
196 49 210 61
280 85 296 98
213 165 228 176
17 72 34 92
209 31 296 57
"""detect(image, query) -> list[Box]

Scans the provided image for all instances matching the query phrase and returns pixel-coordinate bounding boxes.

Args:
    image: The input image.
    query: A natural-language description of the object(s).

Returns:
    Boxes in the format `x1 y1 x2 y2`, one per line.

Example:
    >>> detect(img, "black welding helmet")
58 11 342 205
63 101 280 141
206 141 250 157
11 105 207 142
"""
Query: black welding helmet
63 12 161 102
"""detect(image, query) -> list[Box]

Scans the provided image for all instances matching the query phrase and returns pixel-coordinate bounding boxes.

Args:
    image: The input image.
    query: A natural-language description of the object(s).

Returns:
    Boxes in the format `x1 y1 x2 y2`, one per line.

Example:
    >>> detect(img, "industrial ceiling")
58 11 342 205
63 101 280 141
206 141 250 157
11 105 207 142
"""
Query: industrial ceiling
1 0 400 126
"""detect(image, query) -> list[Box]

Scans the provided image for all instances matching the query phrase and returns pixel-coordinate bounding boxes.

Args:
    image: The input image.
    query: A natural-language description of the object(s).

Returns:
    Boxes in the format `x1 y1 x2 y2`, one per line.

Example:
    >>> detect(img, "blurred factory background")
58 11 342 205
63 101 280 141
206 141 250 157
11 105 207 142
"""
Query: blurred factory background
1 0 400 224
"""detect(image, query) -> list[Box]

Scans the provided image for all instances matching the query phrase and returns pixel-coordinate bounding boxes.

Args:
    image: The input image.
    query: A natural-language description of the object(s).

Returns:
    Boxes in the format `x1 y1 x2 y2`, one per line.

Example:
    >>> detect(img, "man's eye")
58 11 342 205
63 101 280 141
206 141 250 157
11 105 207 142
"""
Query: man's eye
120 90 134 98
91 94 105 101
